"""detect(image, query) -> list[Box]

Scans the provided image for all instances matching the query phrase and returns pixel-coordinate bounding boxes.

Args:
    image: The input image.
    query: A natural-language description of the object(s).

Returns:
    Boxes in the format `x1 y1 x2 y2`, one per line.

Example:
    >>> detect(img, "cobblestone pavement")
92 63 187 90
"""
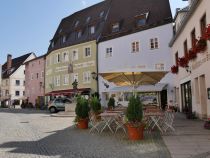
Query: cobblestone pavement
0 108 171 158
163 113 210 158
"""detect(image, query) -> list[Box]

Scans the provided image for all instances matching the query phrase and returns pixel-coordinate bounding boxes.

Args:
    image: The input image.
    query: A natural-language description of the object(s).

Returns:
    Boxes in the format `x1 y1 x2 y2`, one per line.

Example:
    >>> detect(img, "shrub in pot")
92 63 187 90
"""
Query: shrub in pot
75 96 90 129
90 96 101 114
107 97 115 110
126 95 144 140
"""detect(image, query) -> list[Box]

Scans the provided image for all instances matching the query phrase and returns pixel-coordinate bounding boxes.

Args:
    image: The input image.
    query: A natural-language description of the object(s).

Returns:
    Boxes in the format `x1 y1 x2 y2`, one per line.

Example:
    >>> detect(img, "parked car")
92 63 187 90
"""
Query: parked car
48 97 72 113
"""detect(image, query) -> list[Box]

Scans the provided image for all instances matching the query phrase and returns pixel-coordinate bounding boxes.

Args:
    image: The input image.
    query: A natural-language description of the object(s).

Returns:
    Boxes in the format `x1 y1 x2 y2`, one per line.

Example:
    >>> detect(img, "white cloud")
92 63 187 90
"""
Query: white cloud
81 0 87 7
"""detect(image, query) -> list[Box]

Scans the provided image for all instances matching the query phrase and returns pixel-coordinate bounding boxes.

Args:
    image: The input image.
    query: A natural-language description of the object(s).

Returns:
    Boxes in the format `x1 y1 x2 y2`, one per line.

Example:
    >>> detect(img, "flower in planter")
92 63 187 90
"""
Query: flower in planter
171 65 178 74
188 48 197 60
178 56 189 68
196 37 207 53
203 24 210 40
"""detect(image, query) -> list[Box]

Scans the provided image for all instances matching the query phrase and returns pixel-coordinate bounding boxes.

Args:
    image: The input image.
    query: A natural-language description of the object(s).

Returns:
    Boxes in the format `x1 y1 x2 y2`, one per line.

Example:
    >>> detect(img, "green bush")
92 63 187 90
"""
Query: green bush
75 96 90 119
108 97 115 108
90 96 101 113
126 95 143 123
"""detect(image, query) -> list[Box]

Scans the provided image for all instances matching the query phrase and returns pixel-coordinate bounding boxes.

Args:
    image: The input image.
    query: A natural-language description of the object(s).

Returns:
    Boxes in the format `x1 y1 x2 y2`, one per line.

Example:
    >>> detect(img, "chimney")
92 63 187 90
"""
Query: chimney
7 54 12 70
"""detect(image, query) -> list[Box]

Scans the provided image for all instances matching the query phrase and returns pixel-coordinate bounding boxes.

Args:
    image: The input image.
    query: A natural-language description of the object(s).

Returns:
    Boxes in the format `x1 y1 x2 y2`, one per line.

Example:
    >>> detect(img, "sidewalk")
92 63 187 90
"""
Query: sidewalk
163 113 210 158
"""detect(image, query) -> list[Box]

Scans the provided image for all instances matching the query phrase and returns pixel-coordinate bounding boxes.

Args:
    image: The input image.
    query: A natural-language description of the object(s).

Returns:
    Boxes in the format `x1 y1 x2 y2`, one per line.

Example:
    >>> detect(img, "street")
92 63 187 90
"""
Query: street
0 108 170 158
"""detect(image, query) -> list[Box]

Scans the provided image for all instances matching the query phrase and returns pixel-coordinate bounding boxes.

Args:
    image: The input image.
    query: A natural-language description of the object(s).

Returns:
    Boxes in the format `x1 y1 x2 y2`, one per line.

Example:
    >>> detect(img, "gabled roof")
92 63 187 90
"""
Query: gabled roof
2 53 33 79
100 0 173 42
47 0 111 54
174 6 189 21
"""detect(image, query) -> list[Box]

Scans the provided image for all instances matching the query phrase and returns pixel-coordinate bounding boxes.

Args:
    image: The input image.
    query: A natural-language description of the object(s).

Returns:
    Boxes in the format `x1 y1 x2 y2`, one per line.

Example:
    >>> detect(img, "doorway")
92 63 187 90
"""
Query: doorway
181 81 192 114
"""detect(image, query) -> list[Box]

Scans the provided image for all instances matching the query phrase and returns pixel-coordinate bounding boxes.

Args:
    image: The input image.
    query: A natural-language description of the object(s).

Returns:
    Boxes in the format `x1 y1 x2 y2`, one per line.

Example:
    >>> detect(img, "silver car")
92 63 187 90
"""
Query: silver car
48 98 72 113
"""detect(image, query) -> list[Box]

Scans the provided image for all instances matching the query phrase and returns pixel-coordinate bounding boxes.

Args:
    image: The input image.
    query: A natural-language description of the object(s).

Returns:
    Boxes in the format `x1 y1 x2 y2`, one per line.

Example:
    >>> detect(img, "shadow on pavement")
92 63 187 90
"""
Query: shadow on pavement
0 126 171 158
0 108 49 115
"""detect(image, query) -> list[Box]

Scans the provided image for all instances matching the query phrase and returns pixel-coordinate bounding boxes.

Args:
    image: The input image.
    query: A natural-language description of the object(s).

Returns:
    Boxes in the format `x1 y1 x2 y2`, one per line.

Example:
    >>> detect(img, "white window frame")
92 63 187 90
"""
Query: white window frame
150 38 159 49
54 76 60 86
77 31 82 38
90 26 95 34
72 73 79 83
83 71 91 84
131 41 140 53
72 49 79 61
63 74 69 85
84 46 91 58
105 47 113 58
63 51 69 62
155 63 164 70
62 35 66 43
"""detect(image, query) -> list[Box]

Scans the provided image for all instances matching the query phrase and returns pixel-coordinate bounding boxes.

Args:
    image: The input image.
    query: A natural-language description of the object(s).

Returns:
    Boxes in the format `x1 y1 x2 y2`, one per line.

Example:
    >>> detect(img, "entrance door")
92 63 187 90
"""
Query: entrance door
181 81 192 113
161 90 167 110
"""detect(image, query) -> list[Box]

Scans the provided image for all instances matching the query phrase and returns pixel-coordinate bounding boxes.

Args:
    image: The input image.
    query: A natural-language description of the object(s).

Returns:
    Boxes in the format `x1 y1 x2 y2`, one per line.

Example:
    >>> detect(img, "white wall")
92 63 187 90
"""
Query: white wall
98 23 174 106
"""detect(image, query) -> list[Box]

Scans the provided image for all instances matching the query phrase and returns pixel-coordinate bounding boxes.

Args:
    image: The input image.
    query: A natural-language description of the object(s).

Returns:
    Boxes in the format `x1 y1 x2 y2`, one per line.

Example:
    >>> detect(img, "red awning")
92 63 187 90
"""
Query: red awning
45 88 91 96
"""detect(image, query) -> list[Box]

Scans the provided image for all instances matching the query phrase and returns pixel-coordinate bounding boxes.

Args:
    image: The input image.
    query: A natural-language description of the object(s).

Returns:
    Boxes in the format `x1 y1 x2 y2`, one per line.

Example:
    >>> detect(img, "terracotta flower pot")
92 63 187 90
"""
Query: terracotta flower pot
77 118 89 129
126 123 144 140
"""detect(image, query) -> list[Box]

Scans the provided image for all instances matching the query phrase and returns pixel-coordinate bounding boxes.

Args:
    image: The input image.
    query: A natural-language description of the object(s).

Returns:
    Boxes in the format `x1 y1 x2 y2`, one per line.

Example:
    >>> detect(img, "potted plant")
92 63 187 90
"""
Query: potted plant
204 118 210 130
171 65 178 74
75 96 90 129
204 24 210 40
126 95 144 140
90 96 102 119
107 97 115 110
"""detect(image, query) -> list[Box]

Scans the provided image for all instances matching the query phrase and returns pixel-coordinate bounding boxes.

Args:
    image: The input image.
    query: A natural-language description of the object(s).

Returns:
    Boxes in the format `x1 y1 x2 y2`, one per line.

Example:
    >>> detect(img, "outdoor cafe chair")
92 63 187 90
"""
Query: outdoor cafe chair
115 114 127 134
161 111 175 132
89 112 105 133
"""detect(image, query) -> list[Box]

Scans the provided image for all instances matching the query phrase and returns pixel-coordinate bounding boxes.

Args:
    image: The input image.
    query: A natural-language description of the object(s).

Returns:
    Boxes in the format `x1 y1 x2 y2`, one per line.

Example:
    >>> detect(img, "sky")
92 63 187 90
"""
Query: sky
0 0 189 65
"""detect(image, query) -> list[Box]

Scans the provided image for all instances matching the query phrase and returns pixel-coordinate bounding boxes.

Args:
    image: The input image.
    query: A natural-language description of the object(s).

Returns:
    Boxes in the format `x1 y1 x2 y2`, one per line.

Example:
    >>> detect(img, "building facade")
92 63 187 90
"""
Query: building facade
170 0 210 118
98 0 174 107
0 53 36 106
25 55 45 106
45 1 111 98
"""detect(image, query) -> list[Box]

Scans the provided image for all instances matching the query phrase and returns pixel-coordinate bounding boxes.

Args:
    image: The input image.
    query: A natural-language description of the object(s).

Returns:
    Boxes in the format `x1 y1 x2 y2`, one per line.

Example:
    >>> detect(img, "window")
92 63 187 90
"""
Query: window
86 16 91 23
135 12 149 27
55 76 60 86
63 51 69 62
77 31 82 38
16 80 20 86
23 81 25 86
51 41 54 48
31 73 33 80
155 64 164 70
175 52 179 66
191 28 196 47
99 11 104 18
200 13 206 36
112 23 120 32
131 41 140 53
183 40 188 56
56 54 61 63
6 90 9 96
23 91 25 96
106 47 113 58
36 73 39 79
150 38 159 49
73 73 79 82
83 71 91 83
75 20 79 27
90 26 95 34
84 47 91 57
62 35 66 43
72 50 78 60
24 70 25 74
41 71 44 78
15 91 20 96
63 75 69 85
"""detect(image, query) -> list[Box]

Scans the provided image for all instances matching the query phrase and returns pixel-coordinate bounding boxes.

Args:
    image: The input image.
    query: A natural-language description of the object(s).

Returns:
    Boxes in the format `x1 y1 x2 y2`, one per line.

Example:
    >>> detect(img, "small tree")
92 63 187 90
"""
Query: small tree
75 96 90 120
107 97 115 109
126 95 143 123
90 96 101 113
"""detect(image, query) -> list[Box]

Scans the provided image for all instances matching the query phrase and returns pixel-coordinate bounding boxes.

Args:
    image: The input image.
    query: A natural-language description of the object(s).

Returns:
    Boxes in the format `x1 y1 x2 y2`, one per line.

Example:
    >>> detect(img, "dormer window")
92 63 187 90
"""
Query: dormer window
112 23 120 33
62 35 66 43
77 30 82 38
136 12 149 27
90 26 95 34
59 29 62 33
99 11 104 18
74 20 79 27
51 41 54 48
86 16 91 23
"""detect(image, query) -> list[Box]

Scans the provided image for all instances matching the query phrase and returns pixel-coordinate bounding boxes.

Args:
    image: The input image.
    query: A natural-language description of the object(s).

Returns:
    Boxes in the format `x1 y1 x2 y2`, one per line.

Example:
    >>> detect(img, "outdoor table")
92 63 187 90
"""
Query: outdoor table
144 112 164 133
99 112 120 133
